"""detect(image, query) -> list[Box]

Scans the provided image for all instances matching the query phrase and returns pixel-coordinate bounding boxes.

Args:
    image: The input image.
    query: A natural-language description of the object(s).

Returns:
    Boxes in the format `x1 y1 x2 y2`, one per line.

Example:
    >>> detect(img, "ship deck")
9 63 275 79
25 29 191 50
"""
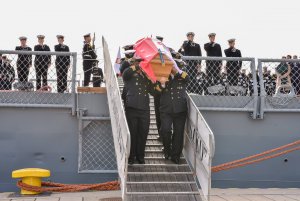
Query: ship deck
1 188 300 201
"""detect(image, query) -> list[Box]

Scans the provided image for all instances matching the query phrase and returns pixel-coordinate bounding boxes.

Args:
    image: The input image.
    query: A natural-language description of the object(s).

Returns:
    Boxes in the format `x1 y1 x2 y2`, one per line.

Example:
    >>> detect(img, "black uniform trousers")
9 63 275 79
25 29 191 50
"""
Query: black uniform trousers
56 64 68 93
35 64 48 90
153 94 161 135
83 60 93 86
160 111 187 159
17 63 30 83
206 61 221 86
125 107 150 161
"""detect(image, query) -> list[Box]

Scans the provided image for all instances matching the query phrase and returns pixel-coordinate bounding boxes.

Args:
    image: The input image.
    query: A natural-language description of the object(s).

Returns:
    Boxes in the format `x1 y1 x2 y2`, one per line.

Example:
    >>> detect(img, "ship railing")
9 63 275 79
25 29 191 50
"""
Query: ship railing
102 37 131 200
182 56 258 118
257 58 300 117
183 94 215 201
0 50 77 114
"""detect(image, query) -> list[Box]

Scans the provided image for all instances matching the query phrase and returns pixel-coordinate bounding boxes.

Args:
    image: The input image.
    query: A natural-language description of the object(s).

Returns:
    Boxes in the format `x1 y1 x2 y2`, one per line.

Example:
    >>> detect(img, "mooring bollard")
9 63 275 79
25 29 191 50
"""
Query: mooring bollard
12 168 50 195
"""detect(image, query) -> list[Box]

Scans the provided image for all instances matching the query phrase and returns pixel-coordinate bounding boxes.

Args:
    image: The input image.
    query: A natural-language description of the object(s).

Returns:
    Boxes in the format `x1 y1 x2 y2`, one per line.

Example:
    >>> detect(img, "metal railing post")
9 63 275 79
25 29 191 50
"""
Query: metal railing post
257 59 265 118
193 125 197 179
71 53 77 116
250 58 258 119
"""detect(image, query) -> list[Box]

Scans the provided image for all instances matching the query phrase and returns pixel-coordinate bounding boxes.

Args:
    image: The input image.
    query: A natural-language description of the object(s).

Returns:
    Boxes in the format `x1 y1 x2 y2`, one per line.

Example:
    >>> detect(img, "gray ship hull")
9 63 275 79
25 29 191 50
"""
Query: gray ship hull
202 110 300 188
0 93 118 192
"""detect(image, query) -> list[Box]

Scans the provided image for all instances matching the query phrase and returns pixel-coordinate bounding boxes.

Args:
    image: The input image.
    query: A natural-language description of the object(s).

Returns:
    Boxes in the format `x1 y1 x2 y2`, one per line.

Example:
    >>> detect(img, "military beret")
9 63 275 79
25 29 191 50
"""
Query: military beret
37 35 45 39
186 32 195 37
83 33 91 38
123 44 134 51
56 35 64 39
208 33 216 37
19 36 27 40
228 38 235 43
156 36 164 41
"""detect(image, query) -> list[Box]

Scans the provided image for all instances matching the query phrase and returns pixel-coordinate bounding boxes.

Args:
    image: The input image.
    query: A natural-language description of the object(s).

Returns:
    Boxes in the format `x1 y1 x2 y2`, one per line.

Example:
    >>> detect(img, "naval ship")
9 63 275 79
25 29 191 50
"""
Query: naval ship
0 37 299 201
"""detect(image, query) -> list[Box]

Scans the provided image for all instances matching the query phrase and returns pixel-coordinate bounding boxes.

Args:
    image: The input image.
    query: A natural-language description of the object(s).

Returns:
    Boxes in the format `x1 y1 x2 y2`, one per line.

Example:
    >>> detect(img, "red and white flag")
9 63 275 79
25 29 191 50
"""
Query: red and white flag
134 37 181 82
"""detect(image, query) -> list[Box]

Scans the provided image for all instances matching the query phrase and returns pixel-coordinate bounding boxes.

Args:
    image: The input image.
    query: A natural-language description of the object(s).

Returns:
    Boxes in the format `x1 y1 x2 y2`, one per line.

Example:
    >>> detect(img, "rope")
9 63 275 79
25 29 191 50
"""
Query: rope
212 140 300 173
17 180 120 193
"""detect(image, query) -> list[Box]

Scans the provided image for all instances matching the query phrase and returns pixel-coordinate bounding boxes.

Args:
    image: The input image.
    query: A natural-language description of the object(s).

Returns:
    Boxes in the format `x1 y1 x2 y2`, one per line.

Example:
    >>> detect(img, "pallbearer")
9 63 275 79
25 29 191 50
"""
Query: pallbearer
120 45 135 102
15 36 32 83
34 35 51 90
119 45 135 75
54 35 70 93
122 56 155 165
82 33 97 86
159 61 189 164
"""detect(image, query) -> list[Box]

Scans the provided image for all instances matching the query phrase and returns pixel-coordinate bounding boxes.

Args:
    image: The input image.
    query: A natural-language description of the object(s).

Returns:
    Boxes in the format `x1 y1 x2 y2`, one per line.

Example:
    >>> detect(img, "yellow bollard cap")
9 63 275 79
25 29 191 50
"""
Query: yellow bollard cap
12 168 50 178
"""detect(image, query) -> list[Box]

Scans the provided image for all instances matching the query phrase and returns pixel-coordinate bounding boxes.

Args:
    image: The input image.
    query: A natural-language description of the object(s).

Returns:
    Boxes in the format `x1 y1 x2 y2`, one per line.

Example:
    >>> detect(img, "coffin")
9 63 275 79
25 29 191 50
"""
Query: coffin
134 37 179 82
150 55 173 81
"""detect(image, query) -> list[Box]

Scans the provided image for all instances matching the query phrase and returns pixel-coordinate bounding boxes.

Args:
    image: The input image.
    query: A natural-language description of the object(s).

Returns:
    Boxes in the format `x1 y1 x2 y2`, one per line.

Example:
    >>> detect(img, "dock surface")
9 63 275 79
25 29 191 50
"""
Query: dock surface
1 188 300 201
0 191 121 201
208 188 300 201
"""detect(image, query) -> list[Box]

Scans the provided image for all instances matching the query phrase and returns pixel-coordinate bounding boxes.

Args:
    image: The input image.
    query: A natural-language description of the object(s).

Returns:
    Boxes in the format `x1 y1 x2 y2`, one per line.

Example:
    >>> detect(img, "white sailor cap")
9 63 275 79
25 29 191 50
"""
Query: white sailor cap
83 33 91 38
37 35 45 39
19 36 27 40
123 50 136 54
208 33 216 37
186 32 195 37
228 38 236 43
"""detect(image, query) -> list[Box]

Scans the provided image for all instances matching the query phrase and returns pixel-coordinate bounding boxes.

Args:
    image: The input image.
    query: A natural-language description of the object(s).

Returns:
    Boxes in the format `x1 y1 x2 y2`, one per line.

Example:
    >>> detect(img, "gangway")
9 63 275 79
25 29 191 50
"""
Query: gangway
103 37 215 201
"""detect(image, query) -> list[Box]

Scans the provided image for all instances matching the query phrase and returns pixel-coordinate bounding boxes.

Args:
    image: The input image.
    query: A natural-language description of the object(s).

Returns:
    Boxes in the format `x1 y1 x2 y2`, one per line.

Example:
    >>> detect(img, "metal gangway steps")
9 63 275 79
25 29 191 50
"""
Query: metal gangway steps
104 37 214 201
118 79 202 201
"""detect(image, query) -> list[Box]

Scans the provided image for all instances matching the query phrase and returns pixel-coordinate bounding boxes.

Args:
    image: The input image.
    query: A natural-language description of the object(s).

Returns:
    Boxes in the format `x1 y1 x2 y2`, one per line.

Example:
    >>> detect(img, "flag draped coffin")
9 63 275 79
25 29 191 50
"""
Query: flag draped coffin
134 37 178 82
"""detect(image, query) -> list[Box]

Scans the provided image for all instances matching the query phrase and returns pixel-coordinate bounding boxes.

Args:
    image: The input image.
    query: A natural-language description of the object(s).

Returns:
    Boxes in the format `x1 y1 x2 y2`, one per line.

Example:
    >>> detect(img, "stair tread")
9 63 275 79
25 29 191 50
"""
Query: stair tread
144 158 187 165
126 194 201 201
127 183 198 193
128 165 191 172
127 173 195 182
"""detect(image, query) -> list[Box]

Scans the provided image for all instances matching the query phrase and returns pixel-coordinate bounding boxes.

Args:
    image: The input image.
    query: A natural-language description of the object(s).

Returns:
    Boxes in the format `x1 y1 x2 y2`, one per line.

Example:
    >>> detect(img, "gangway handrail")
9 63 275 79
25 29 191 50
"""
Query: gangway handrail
102 37 131 200
183 93 215 201
0 50 76 56
183 56 255 61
